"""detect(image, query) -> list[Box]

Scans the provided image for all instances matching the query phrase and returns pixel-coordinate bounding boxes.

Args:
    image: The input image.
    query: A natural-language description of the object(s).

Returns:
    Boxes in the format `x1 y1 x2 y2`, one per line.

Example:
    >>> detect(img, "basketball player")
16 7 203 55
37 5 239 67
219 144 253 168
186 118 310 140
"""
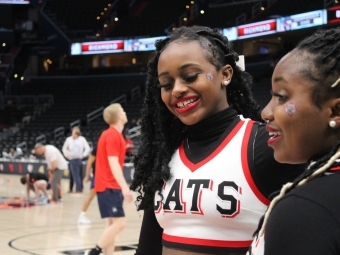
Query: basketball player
248 27 340 255
85 104 133 255
130 25 305 255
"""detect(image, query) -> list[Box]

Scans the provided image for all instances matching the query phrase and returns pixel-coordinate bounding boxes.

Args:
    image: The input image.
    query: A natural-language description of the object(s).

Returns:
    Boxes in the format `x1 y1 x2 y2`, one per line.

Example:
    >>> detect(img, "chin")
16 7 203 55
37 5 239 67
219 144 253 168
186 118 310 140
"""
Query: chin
274 153 307 165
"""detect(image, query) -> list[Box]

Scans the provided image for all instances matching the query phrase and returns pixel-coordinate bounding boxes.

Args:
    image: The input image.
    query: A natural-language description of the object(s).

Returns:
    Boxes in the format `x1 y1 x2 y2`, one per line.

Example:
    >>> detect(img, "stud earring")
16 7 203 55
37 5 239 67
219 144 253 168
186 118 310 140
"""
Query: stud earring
223 80 230 86
329 120 336 128
265 119 269 124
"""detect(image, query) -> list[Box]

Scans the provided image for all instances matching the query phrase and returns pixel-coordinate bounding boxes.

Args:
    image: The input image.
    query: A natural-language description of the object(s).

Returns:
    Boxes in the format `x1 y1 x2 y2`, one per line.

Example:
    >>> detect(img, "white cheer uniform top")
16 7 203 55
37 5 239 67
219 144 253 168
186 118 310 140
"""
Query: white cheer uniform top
155 119 269 252
247 234 265 255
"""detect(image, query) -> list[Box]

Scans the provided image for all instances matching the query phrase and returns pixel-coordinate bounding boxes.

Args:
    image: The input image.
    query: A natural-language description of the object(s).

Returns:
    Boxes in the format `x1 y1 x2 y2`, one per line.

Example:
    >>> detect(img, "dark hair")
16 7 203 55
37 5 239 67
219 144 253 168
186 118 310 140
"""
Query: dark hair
296 27 340 108
130 25 261 210
251 27 340 241
20 175 27 185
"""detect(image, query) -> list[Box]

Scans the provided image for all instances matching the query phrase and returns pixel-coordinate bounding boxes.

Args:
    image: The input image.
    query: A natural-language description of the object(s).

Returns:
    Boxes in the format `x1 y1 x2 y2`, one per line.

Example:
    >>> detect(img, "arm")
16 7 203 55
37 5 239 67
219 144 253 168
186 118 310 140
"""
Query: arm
82 137 91 158
50 160 58 172
108 156 132 202
62 138 69 159
84 154 95 182
135 208 163 255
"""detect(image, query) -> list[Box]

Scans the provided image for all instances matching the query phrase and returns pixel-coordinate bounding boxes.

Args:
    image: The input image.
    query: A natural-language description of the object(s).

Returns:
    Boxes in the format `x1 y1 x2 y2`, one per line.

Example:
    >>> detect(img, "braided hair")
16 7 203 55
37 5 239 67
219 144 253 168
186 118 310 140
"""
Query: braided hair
130 25 261 210
252 27 340 239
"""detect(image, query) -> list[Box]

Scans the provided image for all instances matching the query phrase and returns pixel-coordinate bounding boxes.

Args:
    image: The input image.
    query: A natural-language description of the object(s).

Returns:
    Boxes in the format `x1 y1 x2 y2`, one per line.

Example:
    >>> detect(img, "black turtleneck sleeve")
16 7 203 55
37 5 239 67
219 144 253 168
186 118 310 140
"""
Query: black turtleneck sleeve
249 122 306 198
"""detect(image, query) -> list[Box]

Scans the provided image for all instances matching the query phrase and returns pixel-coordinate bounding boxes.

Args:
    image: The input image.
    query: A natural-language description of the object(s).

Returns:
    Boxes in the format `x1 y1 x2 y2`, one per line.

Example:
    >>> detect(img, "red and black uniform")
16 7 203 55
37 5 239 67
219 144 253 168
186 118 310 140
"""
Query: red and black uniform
135 107 305 255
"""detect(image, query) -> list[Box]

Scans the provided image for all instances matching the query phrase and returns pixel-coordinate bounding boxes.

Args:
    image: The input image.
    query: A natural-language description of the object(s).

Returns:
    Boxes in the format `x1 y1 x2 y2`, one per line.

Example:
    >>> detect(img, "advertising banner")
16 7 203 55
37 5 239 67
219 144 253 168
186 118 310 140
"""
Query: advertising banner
237 20 277 39
71 40 125 55
327 6 340 24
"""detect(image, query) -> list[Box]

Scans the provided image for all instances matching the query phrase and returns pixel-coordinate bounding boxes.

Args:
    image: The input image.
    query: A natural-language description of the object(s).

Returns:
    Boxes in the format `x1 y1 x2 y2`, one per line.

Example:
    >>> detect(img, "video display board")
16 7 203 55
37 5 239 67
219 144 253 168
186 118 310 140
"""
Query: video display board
124 36 166 52
237 20 277 39
277 10 325 32
0 0 29 4
327 6 340 24
71 40 125 55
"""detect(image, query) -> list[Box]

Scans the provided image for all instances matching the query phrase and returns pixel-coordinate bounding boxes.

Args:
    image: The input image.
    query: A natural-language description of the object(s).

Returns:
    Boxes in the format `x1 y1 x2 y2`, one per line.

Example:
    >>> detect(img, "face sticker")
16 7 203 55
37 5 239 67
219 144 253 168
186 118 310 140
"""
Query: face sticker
206 73 213 81
285 102 298 117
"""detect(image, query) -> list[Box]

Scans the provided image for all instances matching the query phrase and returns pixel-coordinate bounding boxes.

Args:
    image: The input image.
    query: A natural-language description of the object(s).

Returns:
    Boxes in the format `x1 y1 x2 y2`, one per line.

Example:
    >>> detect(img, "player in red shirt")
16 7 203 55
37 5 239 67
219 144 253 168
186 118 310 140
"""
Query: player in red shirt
85 103 133 255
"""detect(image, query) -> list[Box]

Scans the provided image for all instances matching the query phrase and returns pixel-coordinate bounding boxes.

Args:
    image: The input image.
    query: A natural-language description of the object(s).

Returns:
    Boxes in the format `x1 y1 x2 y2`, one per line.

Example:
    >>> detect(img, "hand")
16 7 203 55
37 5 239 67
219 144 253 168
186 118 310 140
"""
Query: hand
83 176 89 183
122 189 133 203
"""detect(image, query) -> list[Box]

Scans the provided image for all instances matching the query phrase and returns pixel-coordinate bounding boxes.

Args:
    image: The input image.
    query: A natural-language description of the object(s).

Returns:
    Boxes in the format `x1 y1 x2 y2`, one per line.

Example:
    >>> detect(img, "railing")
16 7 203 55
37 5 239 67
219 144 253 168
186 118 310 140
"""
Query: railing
36 134 46 144
54 126 65 140
111 94 127 105
128 125 141 139
131 86 141 101
70 119 81 130
87 107 104 124
0 94 54 110
16 141 27 153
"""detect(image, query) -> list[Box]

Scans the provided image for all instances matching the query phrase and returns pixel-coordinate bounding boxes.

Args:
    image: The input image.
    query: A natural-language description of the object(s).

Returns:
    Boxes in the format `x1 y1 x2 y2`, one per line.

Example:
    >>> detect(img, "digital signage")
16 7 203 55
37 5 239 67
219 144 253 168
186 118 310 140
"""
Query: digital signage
0 0 29 4
277 10 325 32
124 36 166 52
222 27 238 41
71 40 125 55
327 6 340 24
237 20 277 39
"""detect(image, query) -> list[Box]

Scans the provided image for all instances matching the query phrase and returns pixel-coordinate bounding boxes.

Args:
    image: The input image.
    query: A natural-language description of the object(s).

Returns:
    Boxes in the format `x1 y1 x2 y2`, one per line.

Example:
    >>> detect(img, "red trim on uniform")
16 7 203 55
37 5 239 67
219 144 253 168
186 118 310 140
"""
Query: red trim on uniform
241 121 270 206
163 233 252 248
330 166 340 171
179 120 244 172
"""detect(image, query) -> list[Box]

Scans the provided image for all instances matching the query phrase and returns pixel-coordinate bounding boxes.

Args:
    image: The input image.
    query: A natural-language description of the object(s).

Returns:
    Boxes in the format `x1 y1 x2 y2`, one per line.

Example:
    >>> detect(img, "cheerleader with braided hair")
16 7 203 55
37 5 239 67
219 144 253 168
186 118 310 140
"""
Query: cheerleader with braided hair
131 25 304 255
248 27 340 255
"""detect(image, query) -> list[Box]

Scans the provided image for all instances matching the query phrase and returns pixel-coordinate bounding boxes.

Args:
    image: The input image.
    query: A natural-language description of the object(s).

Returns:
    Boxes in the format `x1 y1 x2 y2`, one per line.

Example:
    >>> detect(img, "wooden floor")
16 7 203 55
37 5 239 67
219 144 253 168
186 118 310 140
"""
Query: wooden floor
0 174 143 255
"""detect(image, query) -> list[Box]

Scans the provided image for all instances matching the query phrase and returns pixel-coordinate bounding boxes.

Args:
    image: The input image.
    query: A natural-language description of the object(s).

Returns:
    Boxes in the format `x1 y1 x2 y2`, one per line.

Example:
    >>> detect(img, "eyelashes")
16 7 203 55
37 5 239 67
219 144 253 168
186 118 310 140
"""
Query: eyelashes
158 73 200 90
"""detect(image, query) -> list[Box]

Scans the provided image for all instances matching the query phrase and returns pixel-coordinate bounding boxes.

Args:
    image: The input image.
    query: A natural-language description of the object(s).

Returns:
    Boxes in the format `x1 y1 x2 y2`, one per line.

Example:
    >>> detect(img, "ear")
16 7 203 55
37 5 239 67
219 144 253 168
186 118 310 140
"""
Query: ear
221 64 233 86
329 98 340 128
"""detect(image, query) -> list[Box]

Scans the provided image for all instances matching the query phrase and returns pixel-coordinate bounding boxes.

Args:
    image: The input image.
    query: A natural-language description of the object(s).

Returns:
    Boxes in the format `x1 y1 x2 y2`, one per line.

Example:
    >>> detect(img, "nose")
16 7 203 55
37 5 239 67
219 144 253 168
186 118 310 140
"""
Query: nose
261 99 274 123
172 79 187 98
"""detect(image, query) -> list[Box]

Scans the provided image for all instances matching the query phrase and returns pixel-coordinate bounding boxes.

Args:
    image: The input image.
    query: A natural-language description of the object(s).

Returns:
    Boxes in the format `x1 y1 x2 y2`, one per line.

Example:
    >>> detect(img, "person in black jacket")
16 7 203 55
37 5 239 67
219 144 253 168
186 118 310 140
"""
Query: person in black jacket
129 25 305 255
248 27 340 255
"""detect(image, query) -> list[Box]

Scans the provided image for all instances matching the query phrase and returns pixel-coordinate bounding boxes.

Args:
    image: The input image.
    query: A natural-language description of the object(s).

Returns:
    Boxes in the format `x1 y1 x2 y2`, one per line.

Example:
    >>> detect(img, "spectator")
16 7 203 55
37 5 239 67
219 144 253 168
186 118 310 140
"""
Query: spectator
62 126 90 193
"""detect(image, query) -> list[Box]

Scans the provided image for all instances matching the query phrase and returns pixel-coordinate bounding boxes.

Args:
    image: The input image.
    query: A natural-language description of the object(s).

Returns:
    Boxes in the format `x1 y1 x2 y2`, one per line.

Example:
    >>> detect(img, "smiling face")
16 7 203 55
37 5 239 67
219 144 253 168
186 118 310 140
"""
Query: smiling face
261 51 338 164
157 40 232 126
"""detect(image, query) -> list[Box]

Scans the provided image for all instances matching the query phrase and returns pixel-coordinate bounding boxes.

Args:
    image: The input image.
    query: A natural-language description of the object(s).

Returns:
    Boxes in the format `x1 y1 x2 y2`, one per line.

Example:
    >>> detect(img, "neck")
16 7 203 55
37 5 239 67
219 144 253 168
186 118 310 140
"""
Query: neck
110 123 124 133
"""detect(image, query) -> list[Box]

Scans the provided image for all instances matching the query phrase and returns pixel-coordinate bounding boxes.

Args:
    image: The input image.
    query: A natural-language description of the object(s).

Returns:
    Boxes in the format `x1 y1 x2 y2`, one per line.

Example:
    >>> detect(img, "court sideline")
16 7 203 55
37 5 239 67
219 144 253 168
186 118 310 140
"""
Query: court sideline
0 174 143 255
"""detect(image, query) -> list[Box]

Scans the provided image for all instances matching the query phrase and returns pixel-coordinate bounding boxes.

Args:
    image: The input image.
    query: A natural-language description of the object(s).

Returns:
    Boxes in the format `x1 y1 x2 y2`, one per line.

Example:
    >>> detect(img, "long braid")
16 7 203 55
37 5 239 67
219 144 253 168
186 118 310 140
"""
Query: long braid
253 27 340 238
131 26 262 210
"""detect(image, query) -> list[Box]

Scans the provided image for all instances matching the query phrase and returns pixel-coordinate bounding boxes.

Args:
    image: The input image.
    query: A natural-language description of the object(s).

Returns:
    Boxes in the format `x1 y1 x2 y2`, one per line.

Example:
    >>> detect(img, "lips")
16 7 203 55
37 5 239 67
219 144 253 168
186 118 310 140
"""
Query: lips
266 125 282 146
172 96 200 114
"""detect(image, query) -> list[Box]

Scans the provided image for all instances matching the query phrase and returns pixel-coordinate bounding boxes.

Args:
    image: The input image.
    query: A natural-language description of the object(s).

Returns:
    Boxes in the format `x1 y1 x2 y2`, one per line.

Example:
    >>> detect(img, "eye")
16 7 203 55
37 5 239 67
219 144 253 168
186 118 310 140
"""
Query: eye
271 91 288 103
158 82 172 91
183 73 199 83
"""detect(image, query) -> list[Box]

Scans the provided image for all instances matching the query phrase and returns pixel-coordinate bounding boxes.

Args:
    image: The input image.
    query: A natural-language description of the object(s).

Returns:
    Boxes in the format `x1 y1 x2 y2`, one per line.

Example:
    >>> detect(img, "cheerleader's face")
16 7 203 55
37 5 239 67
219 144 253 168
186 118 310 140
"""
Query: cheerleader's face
157 40 232 126
261 51 337 164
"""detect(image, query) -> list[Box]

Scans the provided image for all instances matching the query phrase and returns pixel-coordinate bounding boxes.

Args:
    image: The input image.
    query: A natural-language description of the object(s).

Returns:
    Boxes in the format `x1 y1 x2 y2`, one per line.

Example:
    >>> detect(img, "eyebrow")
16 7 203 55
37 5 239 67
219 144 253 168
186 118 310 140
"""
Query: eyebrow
273 76 288 83
158 63 200 78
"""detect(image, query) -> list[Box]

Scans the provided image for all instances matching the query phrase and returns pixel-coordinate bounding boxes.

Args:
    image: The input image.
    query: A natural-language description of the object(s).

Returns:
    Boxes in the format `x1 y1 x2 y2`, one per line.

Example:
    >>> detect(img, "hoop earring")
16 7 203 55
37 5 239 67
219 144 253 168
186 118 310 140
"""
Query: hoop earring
329 120 336 128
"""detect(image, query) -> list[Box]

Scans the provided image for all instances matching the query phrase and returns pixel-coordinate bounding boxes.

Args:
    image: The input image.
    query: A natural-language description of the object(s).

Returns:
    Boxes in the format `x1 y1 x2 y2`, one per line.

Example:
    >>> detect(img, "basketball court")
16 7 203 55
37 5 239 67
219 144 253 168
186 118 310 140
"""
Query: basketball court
0 174 142 255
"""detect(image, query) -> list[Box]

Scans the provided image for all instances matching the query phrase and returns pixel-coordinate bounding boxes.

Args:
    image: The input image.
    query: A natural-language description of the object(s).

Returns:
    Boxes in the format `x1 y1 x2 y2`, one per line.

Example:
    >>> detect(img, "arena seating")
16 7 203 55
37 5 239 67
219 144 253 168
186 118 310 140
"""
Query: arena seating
251 0 325 23
0 74 147 155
